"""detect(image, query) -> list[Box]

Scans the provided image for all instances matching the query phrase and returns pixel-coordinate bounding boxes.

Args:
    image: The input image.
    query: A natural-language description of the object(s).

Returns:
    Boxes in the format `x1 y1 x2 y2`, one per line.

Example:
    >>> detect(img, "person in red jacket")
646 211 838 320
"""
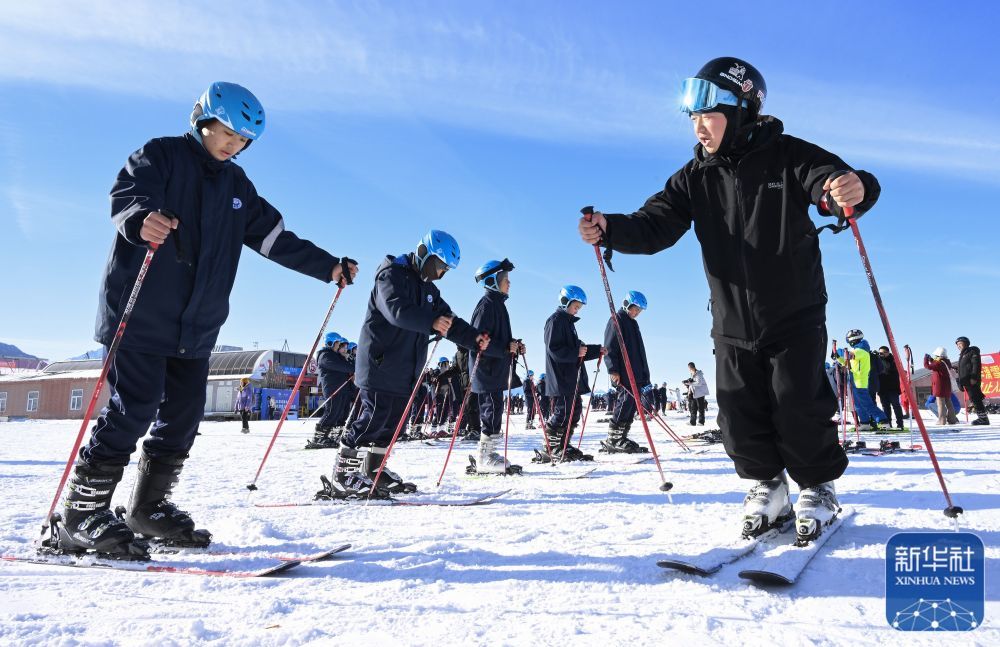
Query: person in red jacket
924 347 959 426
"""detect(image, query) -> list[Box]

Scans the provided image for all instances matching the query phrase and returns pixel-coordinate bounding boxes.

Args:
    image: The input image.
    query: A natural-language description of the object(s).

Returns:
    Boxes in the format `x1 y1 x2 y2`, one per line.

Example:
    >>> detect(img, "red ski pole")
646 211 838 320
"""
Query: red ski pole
368 338 443 499
502 353 519 473
521 357 553 458
42 241 160 534
576 355 603 448
581 206 671 492
247 285 344 491
844 204 961 520
558 356 586 460
436 350 484 486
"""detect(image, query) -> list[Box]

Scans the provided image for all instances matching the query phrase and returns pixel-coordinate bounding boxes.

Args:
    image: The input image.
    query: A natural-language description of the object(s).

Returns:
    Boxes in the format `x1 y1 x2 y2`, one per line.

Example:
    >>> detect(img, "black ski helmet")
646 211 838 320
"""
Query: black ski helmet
694 57 767 120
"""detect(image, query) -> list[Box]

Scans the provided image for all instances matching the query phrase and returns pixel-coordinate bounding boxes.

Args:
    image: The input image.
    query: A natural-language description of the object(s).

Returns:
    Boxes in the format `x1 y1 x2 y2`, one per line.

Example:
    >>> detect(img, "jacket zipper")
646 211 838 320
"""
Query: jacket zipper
732 166 758 350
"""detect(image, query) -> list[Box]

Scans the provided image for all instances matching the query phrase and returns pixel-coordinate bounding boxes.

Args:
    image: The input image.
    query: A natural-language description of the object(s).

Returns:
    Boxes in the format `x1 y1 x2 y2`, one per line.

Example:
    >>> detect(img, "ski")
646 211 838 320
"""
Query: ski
2 553 302 578
152 543 351 562
594 455 654 465
737 507 855 585
255 490 510 508
656 519 793 576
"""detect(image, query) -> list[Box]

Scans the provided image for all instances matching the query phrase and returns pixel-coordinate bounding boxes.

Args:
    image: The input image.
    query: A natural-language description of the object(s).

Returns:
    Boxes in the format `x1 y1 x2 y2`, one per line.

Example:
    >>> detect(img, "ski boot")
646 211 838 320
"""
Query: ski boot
525 422 536 430
363 445 417 494
466 434 522 475
41 461 150 560
599 423 648 454
532 423 565 463
305 426 338 449
124 451 212 548
741 473 794 539
314 444 390 500
462 428 482 442
795 481 841 545
971 413 990 426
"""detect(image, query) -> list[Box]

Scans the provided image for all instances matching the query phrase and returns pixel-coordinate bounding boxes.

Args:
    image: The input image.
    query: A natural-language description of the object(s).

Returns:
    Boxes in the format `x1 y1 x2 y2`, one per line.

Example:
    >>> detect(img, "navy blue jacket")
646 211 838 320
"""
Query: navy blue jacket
603 308 651 390
355 253 480 396
469 290 515 393
98 134 338 358
317 347 353 396
524 378 536 403
543 308 601 397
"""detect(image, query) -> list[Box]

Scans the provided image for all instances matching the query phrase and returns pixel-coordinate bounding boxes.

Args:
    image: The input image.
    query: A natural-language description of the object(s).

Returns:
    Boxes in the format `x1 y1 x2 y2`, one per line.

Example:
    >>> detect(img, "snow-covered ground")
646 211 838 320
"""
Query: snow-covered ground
1 407 997 646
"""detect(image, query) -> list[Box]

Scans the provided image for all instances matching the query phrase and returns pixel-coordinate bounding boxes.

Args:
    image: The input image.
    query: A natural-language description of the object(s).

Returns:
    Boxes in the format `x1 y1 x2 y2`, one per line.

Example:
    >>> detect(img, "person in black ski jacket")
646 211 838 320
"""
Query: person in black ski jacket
52 82 357 561
318 230 489 499
468 259 524 474
875 346 904 430
537 286 603 462
578 57 881 536
307 333 354 448
602 290 652 454
956 336 990 425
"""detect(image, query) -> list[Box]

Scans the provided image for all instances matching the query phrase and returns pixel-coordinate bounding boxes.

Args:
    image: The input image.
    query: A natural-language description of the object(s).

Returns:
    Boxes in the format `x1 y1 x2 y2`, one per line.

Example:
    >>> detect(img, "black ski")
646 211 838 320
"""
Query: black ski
2 553 302 578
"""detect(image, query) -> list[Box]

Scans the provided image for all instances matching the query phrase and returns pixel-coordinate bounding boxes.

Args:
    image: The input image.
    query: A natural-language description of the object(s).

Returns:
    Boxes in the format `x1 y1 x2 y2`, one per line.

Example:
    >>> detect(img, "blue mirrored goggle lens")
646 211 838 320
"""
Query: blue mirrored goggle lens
679 78 740 114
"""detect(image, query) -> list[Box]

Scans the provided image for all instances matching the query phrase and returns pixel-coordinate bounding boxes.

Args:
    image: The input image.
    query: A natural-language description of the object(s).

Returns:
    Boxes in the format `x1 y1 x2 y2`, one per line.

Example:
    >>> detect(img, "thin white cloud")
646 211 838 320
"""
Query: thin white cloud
1 1 998 183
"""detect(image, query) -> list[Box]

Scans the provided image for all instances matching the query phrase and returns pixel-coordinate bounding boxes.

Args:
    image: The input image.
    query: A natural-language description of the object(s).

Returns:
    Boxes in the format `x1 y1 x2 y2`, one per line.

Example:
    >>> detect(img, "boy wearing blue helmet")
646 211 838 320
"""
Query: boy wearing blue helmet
468 259 525 475
306 333 353 449
317 231 489 499
524 370 537 429
49 82 357 559
602 291 652 454
578 57 882 542
535 286 604 462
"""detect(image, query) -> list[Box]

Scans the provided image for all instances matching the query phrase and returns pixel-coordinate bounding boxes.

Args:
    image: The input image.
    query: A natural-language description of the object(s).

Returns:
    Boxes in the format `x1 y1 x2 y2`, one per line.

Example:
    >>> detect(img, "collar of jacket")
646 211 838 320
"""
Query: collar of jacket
184 132 231 175
693 116 784 168
555 307 580 324
486 289 509 303
393 252 420 274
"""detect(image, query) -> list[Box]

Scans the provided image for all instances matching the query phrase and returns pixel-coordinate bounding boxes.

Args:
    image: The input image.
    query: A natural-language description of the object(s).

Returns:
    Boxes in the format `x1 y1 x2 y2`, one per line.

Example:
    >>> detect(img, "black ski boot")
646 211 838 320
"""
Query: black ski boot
971 413 990 426
305 425 339 449
559 428 594 462
315 445 391 500
42 461 149 560
600 423 648 454
532 424 565 463
124 451 211 548
364 445 417 494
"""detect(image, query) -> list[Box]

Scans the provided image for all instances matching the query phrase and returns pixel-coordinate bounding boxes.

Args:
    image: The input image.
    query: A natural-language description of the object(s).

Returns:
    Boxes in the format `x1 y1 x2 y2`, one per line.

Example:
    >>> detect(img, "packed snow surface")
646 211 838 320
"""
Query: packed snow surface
1 407 997 645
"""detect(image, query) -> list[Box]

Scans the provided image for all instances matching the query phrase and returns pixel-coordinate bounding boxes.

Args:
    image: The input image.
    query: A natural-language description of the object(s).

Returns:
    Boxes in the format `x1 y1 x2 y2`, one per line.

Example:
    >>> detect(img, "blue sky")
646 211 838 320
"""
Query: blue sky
1 0 998 390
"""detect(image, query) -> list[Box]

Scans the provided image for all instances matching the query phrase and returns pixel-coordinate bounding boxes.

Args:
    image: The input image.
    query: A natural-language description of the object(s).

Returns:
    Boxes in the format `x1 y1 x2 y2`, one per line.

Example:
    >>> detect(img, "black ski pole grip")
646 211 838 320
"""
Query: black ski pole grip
581 205 615 270
160 208 192 266
339 256 358 285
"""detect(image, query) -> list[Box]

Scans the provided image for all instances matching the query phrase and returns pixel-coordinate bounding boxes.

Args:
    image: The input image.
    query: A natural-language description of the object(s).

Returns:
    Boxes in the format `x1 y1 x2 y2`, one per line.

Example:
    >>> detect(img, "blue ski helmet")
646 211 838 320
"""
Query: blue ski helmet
190 82 265 144
438 357 449 364
416 230 461 272
324 332 343 346
559 285 587 309
347 342 357 352
475 258 515 291
622 290 648 311
527 370 534 377
540 373 546 380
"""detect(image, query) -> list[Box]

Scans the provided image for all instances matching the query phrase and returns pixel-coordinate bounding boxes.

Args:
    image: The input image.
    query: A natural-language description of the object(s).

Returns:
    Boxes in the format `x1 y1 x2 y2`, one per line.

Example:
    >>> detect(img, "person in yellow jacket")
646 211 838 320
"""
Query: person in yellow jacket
835 330 887 431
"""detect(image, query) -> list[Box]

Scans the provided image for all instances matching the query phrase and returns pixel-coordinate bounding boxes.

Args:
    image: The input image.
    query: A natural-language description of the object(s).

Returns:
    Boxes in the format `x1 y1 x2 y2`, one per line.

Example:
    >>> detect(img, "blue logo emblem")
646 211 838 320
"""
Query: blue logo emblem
886 532 984 631
426 295 433 303
233 198 243 210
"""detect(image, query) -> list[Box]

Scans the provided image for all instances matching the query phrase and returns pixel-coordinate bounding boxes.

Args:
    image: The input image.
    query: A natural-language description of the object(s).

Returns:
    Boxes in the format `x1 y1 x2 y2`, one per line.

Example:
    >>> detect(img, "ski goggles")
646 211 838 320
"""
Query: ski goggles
679 77 740 114
475 258 515 283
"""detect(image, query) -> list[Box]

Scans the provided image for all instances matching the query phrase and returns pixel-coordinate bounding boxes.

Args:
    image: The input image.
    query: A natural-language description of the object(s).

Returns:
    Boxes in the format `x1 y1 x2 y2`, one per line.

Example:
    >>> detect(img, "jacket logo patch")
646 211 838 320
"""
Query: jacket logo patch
233 198 243 209
767 181 783 190
426 295 433 303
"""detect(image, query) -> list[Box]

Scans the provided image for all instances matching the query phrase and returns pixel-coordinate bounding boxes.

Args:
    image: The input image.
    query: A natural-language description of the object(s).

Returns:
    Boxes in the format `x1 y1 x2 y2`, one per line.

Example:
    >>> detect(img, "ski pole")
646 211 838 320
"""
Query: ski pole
368 338 443 500
501 352 518 474
581 206 671 492
576 354 603 448
41 240 161 534
558 355 587 460
436 350 484 486
843 203 961 520
247 285 344 491
343 389 362 429
904 344 914 447
520 356 553 458
620 387 691 451
303 375 353 424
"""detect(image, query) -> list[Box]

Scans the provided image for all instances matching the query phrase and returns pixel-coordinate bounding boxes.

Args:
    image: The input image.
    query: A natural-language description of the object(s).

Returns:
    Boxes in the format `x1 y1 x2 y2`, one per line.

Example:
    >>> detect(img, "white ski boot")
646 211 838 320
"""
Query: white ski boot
741 473 793 539
468 434 521 475
795 481 840 544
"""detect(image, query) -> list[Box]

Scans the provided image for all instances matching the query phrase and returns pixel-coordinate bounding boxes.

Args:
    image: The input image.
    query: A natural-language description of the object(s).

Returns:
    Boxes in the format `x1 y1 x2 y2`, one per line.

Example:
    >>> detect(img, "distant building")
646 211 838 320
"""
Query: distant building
0 349 318 421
